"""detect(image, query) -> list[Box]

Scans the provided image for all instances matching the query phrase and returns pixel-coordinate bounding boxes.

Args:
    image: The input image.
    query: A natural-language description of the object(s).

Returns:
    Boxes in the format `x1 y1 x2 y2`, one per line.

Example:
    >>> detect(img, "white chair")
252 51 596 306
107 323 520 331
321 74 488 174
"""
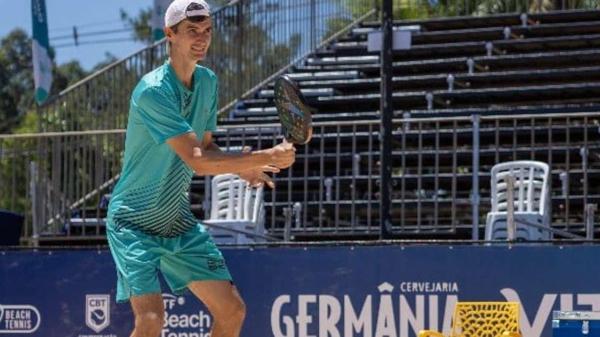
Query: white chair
203 174 266 244
485 161 552 241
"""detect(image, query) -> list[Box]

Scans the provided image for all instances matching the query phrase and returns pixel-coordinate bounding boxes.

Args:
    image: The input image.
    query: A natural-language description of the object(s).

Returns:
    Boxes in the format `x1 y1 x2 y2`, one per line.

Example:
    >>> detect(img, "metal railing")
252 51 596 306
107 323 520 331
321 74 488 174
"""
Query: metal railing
385 112 600 236
0 131 125 241
35 0 600 134
38 0 378 132
7 1 600 242
204 112 600 238
3 111 598 243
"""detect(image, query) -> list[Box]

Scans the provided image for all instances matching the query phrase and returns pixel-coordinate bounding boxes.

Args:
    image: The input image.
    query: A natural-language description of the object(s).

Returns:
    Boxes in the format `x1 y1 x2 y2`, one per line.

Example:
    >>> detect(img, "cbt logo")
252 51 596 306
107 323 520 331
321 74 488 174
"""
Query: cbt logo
0 304 41 333
86 295 110 333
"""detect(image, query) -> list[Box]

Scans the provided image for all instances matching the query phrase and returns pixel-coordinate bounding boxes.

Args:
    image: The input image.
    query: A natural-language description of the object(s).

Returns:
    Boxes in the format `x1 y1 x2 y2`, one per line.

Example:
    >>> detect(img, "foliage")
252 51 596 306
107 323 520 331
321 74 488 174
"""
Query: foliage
339 0 600 20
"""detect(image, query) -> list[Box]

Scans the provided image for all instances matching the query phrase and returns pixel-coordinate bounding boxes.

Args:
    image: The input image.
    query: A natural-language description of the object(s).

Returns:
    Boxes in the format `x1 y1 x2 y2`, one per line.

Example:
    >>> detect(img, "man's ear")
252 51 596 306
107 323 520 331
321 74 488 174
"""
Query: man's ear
164 26 173 40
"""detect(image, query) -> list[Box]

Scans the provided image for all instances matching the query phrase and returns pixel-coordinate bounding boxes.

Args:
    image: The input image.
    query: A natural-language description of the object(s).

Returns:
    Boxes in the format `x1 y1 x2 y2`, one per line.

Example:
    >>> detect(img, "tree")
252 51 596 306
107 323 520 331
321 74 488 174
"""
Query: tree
473 0 600 15
337 0 434 20
0 29 34 132
120 8 153 44
337 0 599 20
0 28 101 133
52 60 88 94
91 52 119 72
120 1 301 111
119 1 232 45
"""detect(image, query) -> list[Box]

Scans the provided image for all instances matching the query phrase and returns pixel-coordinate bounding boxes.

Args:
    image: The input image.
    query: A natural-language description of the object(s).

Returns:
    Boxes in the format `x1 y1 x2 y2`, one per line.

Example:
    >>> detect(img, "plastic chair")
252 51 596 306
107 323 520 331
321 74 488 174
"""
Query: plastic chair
419 302 521 337
204 174 265 244
485 161 551 241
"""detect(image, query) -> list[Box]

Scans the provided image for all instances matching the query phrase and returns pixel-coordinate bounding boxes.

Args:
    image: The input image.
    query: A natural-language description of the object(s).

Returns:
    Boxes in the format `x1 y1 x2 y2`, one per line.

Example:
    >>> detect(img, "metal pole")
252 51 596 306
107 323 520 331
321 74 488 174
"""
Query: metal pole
283 207 292 242
586 204 597 240
29 161 39 247
236 3 243 99
471 115 480 240
310 0 316 51
581 147 589 217
506 175 516 241
513 217 583 239
380 0 393 239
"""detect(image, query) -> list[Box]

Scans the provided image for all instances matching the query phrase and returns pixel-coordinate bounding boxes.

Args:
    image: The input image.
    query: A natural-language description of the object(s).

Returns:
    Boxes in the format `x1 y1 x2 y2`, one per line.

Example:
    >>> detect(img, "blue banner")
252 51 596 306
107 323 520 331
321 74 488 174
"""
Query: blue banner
0 245 598 337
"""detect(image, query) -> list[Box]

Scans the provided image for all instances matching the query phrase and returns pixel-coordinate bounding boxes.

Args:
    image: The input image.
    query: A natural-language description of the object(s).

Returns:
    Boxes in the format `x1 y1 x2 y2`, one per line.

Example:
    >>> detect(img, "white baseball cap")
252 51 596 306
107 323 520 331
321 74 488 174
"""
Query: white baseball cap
165 0 211 28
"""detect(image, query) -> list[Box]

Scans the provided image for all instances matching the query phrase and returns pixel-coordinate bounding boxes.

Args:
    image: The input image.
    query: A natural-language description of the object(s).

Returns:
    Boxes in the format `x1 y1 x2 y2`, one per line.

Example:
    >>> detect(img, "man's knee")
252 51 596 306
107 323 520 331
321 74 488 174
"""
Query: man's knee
218 296 246 324
135 311 165 334
234 297 247 321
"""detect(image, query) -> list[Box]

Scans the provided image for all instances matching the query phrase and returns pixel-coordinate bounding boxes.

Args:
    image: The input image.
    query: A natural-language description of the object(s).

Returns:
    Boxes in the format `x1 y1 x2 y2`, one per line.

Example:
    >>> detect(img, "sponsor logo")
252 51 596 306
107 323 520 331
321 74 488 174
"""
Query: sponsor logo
0 304 41 334
86 295 110 333
162 293 212 337
270 281 600 337
186 2 206 12
207 258 226 271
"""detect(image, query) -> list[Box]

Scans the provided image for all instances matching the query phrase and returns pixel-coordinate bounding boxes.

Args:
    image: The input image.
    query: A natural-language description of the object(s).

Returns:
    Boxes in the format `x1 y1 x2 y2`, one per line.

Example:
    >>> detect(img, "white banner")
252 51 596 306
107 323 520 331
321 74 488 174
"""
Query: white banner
31 0 52 104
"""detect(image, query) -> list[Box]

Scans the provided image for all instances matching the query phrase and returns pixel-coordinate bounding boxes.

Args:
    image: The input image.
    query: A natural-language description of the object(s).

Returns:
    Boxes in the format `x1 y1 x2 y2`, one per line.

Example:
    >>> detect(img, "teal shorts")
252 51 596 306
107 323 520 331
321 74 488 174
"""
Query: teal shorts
106 222 232 303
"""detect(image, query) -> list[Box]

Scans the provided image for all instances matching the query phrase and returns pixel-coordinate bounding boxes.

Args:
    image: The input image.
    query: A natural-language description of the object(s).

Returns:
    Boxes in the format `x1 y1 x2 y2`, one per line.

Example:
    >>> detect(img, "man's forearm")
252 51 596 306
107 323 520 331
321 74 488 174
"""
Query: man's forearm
203 141 222 153
191 143 270 176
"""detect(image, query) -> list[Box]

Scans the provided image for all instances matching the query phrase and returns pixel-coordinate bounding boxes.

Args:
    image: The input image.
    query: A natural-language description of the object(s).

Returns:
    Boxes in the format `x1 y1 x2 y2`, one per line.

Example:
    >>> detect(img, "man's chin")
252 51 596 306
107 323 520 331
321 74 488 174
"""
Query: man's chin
191 52 207 61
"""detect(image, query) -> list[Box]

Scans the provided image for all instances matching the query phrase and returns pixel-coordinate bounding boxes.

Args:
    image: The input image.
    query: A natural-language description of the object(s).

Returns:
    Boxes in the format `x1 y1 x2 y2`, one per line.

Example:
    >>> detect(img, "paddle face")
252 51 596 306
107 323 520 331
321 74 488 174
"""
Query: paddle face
273 75 313 145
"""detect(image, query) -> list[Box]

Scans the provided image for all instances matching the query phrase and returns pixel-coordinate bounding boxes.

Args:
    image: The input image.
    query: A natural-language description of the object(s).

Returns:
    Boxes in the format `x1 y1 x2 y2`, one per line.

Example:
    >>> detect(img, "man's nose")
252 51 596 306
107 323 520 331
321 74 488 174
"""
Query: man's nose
200 31 211 40
197 36 209 46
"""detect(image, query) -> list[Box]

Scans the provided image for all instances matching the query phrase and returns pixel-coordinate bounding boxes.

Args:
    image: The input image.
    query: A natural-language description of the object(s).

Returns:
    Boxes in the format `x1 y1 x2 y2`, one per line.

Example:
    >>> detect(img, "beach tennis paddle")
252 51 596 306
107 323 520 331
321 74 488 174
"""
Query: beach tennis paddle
273 75 313 145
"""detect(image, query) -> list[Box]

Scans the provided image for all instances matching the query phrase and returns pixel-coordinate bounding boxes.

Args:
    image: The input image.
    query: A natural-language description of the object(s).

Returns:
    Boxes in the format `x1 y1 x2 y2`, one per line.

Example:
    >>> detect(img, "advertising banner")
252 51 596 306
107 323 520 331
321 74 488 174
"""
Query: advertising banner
31 0 53 104
0 245 598 337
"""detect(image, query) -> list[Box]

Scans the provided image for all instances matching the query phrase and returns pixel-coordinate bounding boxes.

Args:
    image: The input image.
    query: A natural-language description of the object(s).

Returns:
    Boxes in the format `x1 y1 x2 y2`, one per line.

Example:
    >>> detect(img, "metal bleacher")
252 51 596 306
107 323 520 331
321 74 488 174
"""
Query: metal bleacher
213 9 600 240
232 10 600 124
4 6 600 245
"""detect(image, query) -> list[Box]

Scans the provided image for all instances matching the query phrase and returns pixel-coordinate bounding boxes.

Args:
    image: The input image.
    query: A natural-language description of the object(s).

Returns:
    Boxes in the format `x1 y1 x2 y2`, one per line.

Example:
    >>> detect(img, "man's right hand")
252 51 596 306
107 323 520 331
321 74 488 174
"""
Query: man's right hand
265 142 296 169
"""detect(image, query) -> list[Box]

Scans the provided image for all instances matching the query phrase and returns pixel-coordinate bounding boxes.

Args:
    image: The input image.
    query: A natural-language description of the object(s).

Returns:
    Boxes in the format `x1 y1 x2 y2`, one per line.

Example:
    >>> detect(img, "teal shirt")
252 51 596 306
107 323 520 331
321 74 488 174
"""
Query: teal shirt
107 60 218 237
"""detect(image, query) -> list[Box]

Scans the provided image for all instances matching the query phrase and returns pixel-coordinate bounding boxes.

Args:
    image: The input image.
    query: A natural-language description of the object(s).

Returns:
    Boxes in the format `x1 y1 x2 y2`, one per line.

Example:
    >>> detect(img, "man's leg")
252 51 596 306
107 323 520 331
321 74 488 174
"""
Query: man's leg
129 294 165 337
188 280 246 337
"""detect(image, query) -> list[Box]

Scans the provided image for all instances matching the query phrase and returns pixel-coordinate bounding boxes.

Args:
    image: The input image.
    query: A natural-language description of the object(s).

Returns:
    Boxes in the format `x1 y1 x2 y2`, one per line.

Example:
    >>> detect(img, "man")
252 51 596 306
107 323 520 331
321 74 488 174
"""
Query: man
106 1 296 336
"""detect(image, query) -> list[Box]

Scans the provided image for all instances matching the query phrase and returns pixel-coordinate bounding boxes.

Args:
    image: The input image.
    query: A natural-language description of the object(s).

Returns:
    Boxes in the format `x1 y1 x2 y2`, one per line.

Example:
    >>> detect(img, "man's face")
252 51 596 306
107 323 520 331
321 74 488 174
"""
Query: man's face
167 17 212 61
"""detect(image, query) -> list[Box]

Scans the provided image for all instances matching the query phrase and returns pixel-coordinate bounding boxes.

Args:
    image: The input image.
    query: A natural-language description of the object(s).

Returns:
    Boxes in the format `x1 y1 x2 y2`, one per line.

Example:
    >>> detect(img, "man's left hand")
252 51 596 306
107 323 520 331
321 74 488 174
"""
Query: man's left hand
238 166 279 188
